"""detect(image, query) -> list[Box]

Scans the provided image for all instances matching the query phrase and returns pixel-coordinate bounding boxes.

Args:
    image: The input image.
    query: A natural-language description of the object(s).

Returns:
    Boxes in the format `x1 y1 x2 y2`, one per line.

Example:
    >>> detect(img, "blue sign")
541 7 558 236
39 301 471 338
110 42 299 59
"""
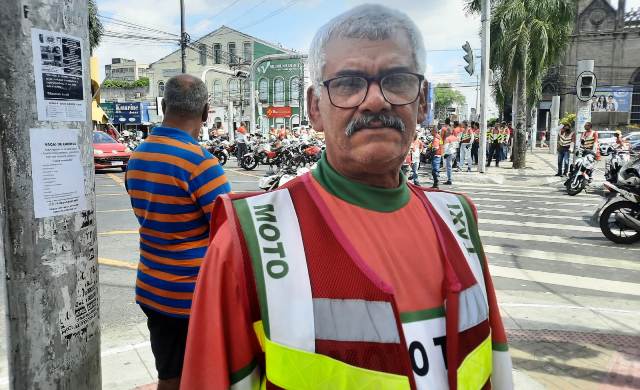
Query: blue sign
591 86 633 113
114 102 143 124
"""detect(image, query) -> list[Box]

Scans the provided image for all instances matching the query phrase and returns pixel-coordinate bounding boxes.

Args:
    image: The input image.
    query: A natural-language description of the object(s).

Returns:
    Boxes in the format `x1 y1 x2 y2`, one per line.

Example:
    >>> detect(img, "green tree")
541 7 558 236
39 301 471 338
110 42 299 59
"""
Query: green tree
434 83 466 120
467 0 575 168
88 0 103 55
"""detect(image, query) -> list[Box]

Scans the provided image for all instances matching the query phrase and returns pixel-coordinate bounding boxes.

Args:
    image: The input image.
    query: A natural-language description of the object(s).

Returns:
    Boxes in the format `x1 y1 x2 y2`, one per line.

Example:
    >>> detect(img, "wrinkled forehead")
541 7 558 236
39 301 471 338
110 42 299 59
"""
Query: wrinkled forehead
322 32 415 78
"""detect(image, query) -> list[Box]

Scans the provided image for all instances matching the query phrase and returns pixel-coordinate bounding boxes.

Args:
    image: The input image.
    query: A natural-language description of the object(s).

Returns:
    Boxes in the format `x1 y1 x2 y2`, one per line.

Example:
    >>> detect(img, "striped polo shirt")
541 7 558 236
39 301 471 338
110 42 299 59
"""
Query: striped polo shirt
126 126 231 317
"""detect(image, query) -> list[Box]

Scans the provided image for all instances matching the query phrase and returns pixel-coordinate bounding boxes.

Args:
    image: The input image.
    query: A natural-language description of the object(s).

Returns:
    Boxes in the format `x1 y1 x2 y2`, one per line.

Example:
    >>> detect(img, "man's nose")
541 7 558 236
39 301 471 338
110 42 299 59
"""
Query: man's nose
358 81 391 113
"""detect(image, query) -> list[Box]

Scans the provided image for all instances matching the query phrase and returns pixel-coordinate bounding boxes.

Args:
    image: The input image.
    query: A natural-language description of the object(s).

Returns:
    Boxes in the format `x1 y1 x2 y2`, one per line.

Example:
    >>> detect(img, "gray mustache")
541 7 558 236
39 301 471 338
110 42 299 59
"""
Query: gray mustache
345 113 406 137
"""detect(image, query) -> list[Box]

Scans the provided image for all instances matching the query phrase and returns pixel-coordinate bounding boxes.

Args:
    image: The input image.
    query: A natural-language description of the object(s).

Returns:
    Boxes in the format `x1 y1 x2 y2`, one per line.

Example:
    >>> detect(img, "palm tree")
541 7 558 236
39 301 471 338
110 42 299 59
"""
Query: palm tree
88 0 103 55
467 0 575 168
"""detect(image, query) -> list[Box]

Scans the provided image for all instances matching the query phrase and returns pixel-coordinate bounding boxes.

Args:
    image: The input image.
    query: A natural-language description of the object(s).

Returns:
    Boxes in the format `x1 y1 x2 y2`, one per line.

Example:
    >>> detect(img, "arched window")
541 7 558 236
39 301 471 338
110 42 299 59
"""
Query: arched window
213 80 222 104
291 114 300 127
290 77 300 106
274 78 285 105
242 80 250 100
158 81 165 97
259 78 268 102
229 79 240 100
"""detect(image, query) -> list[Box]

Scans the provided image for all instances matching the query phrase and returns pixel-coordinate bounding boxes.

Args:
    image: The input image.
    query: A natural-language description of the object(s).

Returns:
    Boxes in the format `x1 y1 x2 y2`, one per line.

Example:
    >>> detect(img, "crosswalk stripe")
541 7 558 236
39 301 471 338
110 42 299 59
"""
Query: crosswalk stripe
478 209 587 221
480 230 640 252
483 245 640 272
454 184 557 194
479 218 601 233
449 181 560 191
475 203 601 215
473 197 599 207
489 265 640 296
464 191 601 201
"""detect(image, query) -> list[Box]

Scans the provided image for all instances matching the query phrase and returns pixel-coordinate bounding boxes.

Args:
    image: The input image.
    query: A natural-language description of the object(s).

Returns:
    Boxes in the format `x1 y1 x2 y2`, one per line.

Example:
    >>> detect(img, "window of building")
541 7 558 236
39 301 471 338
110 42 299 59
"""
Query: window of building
259 78 268 102
214 44 221 64
199 44 207 65
242 80 250 100
243 42 252 64
228 42 237 64
229 79 240 100
290 76 300 107
274 78 285 105
158 81 165 97
213 80 222 104
291 115 300 127
632 68 640 124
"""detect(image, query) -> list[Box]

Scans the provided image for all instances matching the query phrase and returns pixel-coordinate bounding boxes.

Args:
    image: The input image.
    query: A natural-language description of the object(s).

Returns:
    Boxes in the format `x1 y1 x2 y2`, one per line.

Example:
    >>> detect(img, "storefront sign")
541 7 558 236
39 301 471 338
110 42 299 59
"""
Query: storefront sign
266 106 292 118
114 102 143 124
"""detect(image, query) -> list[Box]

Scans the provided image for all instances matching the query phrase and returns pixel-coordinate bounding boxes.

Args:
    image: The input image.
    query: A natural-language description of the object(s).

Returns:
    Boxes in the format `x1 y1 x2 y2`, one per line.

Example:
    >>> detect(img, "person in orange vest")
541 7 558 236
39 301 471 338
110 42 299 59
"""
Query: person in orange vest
430 127 444 188
580 122 599 155
181 5 513 389
556 124 575 176
486 125 502 167
443 129 459 185
459 121 475 172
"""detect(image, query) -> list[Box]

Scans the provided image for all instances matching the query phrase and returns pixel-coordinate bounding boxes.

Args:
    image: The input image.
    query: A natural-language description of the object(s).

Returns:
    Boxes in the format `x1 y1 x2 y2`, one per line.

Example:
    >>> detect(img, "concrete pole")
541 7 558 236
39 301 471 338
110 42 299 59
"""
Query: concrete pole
228 100 235 143
549 95 560 155
478 0 490 173
530 108 538 151
249 54 307 137
574 60 594 164
0 0 101 389
180 0 187 73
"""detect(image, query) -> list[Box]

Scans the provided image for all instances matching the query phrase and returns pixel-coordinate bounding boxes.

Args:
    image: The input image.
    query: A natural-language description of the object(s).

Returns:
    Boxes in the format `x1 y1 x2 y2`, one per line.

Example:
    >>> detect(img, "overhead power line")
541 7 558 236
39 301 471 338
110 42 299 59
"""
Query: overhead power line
98 14 179 37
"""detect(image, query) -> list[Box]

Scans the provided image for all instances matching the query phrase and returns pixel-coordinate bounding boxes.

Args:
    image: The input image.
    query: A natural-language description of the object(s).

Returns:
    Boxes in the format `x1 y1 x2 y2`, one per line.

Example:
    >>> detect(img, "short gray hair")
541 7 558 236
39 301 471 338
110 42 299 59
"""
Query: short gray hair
163 75 208 117
309 4 426 97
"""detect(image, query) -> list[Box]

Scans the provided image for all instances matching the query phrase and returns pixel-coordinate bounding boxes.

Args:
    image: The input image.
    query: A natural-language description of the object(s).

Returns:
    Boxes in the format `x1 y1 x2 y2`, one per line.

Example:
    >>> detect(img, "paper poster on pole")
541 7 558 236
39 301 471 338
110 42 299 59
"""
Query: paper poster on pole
31 28 86 122
30 128 88 218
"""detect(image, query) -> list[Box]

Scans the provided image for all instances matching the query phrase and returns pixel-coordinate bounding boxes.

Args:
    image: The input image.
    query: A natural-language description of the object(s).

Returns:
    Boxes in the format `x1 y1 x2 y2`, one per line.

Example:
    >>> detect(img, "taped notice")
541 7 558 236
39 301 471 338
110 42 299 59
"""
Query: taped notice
30 128 88 218
31 28 86 122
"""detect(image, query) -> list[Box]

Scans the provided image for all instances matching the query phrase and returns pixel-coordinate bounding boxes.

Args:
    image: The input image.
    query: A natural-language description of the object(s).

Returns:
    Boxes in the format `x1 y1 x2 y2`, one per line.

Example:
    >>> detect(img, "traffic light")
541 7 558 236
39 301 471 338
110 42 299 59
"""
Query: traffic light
576 71 597 102
462 41 474 76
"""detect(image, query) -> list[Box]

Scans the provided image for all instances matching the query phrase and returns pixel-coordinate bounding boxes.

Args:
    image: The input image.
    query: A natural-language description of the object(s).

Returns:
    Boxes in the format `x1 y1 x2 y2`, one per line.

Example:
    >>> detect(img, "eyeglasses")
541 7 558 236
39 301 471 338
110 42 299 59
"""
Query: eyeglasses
322 72 424 109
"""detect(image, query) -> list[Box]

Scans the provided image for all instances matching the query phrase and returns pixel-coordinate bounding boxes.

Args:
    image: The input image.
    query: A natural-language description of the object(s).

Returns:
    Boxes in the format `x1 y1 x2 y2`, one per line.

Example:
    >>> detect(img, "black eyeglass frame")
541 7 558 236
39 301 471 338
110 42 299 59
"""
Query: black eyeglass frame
322 72 425 109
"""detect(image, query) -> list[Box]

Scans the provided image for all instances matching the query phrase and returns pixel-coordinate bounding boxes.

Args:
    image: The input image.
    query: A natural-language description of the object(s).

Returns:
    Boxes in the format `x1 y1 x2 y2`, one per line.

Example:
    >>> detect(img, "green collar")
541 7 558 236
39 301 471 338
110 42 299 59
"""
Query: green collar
312 153 410 212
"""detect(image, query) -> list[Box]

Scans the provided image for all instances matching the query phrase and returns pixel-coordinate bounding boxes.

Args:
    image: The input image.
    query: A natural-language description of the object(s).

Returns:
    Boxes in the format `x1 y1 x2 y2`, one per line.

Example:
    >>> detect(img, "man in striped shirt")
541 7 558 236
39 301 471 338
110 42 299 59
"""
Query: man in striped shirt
126 74 231 390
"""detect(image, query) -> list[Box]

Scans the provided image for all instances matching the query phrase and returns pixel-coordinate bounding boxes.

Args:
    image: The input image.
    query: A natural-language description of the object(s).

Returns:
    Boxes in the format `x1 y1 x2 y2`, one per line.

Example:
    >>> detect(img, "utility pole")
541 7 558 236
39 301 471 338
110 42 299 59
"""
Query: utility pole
478 0 490 173
0 0 101 389
549 95 560 154
574 59 596 164
180 0 187 73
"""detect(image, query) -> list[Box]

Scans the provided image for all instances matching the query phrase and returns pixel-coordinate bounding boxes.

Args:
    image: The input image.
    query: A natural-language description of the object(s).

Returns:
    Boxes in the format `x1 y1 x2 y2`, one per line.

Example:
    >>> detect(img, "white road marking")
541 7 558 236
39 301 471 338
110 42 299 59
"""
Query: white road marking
478 209 587 221
480 230 640 251
478 218 601 233
489 265 640 296
483 245 640 272
473 197 599 207
499 303 640 315
463 191 601 201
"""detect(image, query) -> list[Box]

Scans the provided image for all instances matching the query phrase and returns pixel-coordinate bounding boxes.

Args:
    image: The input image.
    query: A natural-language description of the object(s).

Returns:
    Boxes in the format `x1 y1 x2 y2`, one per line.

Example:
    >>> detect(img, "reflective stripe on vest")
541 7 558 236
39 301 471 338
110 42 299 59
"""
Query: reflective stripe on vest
253 321 411 390
460 131 472 142
559 133 573 147
235 190 316 352
582 133 595 149
425 192 489 308
458 336 492 390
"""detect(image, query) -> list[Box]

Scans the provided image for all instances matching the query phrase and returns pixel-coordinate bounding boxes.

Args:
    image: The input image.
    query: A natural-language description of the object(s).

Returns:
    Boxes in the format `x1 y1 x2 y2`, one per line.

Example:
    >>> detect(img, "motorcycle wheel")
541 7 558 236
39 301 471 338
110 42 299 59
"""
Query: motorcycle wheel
599 201 640 244
565 175 584 196
215 152 227 166
242 155 258 170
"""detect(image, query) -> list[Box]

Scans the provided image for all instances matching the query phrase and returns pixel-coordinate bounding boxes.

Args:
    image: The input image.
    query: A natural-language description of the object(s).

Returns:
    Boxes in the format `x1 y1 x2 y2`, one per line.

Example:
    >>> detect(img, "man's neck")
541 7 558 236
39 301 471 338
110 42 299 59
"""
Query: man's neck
161 118 200 139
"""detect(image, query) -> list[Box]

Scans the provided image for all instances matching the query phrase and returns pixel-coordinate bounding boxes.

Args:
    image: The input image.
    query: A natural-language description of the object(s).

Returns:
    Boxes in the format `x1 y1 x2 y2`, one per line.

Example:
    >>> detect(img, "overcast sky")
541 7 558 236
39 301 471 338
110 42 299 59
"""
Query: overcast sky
94 0 640 115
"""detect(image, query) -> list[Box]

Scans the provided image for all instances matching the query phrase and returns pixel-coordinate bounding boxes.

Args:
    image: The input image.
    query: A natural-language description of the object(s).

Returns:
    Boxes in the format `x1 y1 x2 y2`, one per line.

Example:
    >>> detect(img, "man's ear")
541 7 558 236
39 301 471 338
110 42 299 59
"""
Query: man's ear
417 80 428 124
202 103 209 123
307 86 324 132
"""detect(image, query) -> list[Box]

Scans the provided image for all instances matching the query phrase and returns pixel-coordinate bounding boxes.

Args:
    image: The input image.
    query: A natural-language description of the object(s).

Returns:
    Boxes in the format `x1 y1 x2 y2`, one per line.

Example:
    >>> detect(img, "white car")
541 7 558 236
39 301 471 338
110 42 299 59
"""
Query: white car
623 131 640 145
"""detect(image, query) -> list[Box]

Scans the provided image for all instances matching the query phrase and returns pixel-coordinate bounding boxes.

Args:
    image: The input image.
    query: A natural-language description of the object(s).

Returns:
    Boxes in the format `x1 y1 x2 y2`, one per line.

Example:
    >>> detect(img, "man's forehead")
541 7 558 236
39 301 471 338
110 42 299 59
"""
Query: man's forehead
322 35 415 77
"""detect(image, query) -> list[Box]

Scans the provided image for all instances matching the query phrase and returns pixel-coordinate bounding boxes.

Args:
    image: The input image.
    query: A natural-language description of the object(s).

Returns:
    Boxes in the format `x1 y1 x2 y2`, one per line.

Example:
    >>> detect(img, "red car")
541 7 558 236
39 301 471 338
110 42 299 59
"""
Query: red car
93 131 131 171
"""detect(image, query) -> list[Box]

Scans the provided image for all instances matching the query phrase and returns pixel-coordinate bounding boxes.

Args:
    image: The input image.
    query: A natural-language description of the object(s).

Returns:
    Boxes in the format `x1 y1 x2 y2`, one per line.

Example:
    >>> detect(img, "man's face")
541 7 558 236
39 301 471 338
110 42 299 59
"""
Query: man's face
585 123 592 131
307 34 426 178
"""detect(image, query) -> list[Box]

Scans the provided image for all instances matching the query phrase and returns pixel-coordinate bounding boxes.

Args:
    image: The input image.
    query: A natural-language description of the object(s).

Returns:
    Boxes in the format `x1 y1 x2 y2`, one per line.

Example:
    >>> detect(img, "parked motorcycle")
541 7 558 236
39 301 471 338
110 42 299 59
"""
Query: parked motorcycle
604 148 630 185
258 165 313 191
565 148 596 196
594 155 640 244
241 142 283 171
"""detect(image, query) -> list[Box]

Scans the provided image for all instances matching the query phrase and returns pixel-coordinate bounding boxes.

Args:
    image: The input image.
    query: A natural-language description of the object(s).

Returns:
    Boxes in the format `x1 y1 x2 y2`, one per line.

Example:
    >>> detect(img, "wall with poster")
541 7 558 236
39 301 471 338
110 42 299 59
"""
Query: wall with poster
590 86 633 113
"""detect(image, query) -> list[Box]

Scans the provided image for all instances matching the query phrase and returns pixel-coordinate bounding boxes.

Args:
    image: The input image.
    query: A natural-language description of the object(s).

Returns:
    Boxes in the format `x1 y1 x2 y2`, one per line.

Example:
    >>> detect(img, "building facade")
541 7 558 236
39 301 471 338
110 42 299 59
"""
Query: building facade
147 26 306 132
104 58 149 82
540 0 640 129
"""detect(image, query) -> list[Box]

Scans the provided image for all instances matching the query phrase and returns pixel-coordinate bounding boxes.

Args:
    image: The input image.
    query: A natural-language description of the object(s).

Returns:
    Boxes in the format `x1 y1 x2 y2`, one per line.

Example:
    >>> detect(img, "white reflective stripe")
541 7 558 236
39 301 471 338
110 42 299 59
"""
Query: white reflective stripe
313 298 400 343
402 318 449 389
245 190 315 352
425 192 488 307
458 284 488 332
491 350 514 390
230 367 261 390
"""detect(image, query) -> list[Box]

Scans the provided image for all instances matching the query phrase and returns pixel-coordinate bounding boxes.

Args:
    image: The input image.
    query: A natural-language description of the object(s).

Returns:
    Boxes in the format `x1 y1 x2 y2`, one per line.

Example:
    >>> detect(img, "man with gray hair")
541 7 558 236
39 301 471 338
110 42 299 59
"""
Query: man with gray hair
182 5 512 389
126 74 231 390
